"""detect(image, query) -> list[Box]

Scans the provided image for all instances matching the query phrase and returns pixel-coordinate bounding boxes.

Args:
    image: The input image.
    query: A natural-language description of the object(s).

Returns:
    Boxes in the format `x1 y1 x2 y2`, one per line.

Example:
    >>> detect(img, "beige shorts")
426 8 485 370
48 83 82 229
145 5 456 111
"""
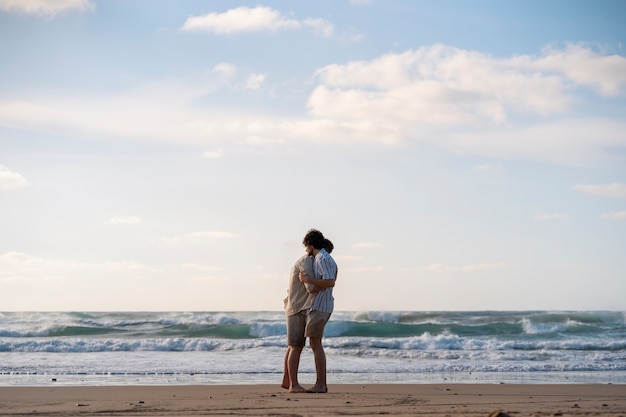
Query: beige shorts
286 310 307 347
305 310 331 338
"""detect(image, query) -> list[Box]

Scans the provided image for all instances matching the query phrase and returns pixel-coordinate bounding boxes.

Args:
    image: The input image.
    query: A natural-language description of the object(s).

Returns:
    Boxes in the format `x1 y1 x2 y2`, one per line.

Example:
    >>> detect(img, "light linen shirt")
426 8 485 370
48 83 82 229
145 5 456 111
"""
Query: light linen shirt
284 255 315 316
310 248 337 314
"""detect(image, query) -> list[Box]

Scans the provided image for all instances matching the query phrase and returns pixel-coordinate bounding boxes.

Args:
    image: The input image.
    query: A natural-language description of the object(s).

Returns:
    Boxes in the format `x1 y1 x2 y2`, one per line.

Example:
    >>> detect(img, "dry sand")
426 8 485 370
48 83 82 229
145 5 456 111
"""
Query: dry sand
0 384 624 416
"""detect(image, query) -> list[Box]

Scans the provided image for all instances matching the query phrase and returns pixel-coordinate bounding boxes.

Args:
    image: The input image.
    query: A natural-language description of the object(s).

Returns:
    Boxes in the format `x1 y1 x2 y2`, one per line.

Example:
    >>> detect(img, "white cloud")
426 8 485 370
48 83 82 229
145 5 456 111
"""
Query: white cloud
351 241 382 249
531 44 626 96
0 165 28 190
182 6 299 34
108 216 142 225
1 251 28 265
245 73 266 90
601 211 626 220
181 6 333 37
0 0 94 18
302 18 334 38
310 43 626 130
0 44 624 165
572 182 626 199
534 213 568 221
337 29 365 44
211 62 237 78
1 251 72 270
3 91 621 165
207 63 272 92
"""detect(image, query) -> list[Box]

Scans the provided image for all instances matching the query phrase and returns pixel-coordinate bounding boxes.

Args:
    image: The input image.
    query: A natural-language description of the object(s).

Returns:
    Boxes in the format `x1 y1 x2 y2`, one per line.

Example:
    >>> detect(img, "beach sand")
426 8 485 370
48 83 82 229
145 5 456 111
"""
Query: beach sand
0 384 624 416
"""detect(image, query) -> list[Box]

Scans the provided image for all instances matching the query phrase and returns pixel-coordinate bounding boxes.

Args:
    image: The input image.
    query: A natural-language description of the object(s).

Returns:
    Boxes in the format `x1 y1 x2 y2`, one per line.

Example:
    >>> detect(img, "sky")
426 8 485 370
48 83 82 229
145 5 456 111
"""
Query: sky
1 0 625 312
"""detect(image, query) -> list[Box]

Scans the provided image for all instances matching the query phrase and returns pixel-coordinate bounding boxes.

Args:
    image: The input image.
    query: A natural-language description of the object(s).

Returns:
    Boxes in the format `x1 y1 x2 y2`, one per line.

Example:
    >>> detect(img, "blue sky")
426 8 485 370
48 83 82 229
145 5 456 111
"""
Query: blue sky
1 0 625 311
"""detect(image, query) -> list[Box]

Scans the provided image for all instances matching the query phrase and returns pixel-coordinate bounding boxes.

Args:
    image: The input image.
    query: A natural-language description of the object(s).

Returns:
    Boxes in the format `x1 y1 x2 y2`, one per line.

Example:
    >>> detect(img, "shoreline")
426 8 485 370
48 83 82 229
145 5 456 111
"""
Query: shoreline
0 384 624 416
3 370 626 387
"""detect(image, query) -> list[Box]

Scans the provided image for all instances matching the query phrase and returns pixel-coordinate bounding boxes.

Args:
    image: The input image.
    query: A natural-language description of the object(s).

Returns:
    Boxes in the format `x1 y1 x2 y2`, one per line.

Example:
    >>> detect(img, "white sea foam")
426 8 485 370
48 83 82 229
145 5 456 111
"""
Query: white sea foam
1 310 625 386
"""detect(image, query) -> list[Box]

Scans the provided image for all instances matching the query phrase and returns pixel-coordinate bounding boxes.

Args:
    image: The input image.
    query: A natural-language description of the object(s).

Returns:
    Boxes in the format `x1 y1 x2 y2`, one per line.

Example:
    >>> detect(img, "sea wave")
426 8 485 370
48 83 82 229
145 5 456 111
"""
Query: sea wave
2 332 626 354
2 311 626 383
2 311 624 340
1 311 624 353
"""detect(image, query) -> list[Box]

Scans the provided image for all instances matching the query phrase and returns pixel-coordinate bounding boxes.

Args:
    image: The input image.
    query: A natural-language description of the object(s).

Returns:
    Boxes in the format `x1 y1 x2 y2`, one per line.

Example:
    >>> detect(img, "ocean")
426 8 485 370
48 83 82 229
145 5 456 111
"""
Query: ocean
1 311 625 386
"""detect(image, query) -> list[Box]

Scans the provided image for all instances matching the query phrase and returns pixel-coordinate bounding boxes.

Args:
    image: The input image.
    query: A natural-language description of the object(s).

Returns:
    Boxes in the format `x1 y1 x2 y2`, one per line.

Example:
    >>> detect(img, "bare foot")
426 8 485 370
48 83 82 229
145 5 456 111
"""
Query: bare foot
281 383 289 390
289 385 307 393
306 385 328 393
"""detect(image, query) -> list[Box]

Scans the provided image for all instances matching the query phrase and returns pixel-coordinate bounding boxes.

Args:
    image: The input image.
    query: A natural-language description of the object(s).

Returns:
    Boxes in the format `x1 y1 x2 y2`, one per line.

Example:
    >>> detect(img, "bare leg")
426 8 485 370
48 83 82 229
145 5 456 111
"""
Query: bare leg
281 347 291 389
308 337 327 393
283 345 306 392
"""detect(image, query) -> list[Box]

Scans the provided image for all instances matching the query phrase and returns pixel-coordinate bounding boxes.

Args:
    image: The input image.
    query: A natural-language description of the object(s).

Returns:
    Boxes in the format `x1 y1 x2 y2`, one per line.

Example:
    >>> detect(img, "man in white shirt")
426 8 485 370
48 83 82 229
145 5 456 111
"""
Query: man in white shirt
298 229 337 393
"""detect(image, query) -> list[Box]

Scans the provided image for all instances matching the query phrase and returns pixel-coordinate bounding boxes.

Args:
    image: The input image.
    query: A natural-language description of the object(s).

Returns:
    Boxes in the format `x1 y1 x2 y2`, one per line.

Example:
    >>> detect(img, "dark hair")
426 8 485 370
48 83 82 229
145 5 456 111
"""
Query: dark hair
303 229 334 253
324 238 334 254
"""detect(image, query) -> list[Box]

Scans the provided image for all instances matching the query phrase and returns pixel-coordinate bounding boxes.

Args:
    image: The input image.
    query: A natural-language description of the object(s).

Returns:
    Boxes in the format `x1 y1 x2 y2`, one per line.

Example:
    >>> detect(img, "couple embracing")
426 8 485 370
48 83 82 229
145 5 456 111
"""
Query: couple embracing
282 229 338 393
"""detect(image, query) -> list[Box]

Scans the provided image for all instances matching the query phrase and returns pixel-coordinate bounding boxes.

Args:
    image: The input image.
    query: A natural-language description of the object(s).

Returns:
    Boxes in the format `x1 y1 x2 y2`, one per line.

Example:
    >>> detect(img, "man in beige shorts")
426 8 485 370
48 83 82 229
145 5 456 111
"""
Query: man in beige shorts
282 254 315 392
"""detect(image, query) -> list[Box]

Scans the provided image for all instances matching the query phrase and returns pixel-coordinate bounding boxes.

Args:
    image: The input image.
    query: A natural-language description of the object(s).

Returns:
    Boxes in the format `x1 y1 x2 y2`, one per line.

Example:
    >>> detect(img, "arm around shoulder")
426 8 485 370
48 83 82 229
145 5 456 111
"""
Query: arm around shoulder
299 271 335 288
